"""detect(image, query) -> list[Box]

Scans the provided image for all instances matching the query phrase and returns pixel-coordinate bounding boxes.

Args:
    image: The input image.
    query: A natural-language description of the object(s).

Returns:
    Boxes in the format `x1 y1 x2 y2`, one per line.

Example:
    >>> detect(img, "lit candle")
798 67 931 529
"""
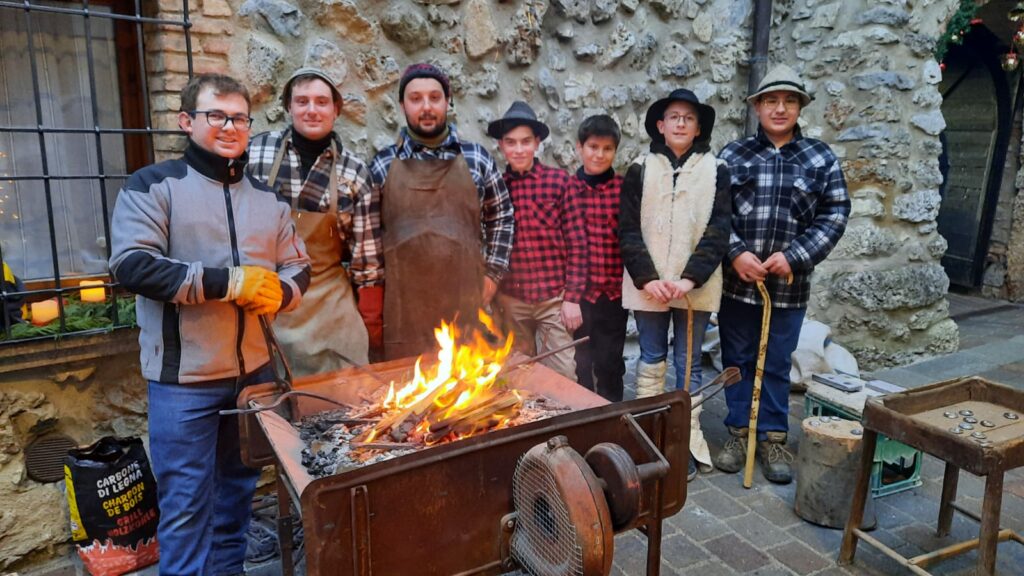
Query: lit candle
79 280 106 303
30 299 59 326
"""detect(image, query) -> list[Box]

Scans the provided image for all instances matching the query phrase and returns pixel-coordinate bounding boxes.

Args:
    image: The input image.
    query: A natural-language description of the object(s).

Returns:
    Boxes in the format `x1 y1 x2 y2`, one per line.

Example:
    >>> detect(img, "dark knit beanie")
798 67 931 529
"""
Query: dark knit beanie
398 63 451 102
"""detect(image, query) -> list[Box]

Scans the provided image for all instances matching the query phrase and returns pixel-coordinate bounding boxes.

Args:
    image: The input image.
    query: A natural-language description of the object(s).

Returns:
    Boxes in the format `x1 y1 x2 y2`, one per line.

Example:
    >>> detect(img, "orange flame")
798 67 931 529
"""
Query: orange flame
378 310 516 444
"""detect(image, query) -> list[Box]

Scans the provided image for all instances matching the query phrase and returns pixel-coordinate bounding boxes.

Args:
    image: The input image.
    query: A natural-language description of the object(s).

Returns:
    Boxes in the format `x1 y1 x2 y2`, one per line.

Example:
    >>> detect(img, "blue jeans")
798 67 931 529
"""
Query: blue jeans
719 297 805 440
635 308 712 392
148 364 274 576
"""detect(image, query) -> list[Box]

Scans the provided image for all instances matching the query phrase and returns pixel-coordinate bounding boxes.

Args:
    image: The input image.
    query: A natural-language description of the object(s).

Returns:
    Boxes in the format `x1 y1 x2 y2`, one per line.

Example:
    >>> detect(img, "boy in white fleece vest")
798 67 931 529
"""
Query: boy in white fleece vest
619 88 731 481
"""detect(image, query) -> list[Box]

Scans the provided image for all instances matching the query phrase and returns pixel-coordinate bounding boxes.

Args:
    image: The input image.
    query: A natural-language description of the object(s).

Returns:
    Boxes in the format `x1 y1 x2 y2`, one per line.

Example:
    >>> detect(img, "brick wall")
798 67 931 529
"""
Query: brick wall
145 1 236 162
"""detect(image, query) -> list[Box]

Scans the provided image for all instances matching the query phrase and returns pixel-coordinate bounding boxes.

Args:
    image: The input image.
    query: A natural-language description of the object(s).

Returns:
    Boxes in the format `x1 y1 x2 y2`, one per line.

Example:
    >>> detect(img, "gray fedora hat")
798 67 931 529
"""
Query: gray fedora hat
746 64 813 106
487 101 550 141
644 88 716 146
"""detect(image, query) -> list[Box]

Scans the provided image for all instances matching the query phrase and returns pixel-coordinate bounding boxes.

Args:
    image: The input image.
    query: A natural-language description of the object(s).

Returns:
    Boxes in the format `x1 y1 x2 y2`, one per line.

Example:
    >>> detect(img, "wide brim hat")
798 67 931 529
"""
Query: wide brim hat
746 64 813 106
282 67 342 105
487 100 550 141
644 88 716 145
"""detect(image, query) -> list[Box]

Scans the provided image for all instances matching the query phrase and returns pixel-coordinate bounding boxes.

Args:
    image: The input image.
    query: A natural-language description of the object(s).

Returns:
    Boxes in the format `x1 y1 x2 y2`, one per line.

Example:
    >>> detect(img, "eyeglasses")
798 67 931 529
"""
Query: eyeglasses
662 113 698 126
188 110 253 131
760 96 801 110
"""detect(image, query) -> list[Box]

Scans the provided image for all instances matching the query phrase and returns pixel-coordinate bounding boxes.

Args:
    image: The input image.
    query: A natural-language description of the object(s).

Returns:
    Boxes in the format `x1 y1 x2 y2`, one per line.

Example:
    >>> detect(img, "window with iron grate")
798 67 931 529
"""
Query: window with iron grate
0 0 192 343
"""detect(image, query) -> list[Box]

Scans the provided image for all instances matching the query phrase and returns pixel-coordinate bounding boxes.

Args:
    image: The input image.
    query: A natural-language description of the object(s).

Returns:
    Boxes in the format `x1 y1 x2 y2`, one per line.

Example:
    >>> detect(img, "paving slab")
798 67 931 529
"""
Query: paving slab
767 540 833 575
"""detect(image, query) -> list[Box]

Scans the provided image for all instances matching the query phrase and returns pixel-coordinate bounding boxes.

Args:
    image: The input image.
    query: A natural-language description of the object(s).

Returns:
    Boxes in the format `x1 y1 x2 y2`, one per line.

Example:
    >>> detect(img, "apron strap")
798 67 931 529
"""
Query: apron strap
267 129 299 209
327 138 340 216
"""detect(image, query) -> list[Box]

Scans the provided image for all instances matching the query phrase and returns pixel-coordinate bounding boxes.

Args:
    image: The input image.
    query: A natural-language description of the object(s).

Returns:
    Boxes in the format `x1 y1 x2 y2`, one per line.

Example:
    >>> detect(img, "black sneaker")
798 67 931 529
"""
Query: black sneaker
687 455 698 482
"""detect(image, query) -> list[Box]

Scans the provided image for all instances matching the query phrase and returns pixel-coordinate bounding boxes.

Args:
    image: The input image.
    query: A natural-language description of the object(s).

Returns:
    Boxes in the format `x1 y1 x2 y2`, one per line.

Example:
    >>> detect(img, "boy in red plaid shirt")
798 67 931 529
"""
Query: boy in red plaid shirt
567 115 627 402
488 102 585 380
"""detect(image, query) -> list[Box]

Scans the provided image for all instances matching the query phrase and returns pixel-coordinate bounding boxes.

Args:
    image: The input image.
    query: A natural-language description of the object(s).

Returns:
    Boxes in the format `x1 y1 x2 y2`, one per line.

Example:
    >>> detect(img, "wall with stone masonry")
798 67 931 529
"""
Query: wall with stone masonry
765 0 963 368
141 0 966 371
0 336 148 570
1008 120 1024 301
981 108 1020 300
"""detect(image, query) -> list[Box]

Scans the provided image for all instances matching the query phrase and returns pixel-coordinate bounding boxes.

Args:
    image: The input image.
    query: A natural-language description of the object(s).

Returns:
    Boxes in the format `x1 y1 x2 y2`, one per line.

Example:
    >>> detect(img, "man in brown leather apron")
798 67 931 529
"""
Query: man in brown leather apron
367 64 515 361
248 67 382 375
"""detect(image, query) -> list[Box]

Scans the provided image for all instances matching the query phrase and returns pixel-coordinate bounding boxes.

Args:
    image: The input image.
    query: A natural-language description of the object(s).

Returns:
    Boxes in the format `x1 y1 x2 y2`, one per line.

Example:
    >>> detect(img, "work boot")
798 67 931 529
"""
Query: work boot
634 360 666 398
713 426 748 473
758 431 795 484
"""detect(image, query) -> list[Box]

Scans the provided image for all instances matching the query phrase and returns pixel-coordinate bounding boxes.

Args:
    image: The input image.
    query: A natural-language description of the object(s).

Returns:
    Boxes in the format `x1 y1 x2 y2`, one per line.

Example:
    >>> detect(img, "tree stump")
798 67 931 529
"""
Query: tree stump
795 417 877 529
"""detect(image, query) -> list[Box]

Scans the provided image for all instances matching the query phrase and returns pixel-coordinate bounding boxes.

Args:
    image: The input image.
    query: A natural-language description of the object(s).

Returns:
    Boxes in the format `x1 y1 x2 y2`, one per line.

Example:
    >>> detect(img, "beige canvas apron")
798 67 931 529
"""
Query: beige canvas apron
267 135 369 376
381 155 484 361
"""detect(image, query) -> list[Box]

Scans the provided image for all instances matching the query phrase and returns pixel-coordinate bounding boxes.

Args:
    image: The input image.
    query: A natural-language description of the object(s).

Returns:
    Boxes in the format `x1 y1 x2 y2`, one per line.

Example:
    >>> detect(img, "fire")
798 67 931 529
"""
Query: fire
359 311 521 446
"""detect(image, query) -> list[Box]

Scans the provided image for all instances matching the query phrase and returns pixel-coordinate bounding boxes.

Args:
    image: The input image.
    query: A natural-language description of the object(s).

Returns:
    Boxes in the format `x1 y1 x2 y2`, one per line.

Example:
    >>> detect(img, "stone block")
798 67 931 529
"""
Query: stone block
892 189 941 223
599 24 636 68
832 222 898 258
810 2 841 29
592 0 619 24
239 0 304 37
551 0 589 23
245 35 284 103
314 0 376 44
340 93 367 125
305 38 349 85
910 110 946 136
355 52 400 91
833 262 948 311
380 3 431 53
856 7 910 27
851 71 915 91
659 42 698 78
464 0 498 59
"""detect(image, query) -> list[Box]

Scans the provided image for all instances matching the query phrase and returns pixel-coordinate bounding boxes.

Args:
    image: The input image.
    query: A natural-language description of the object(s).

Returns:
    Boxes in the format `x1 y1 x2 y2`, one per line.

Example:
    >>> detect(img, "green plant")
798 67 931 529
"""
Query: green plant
935 0 980 63
0 294 137 341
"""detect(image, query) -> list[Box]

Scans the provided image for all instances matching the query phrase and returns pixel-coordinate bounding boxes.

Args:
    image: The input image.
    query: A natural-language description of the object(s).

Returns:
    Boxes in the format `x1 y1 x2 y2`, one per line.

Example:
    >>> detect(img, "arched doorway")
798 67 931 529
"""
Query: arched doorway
937 24 1016 288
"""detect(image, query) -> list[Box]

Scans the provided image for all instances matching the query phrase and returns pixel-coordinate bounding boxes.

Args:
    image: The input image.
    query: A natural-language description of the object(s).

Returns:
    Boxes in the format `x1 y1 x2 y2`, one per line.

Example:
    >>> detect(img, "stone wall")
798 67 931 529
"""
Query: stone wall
0 334 147 570
981 107 1021 299
1008 117 1024 301
142 0 966 370
766 0 962 368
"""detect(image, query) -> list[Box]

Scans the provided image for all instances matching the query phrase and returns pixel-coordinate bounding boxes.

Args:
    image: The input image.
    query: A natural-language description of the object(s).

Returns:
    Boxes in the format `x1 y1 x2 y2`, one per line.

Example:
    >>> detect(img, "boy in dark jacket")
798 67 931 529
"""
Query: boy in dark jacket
567 115 627 402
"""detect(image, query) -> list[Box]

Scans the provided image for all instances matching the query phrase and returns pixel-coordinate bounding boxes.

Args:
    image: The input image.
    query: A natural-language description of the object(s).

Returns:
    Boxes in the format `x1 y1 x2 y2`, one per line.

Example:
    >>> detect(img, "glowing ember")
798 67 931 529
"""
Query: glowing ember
355 311 521 446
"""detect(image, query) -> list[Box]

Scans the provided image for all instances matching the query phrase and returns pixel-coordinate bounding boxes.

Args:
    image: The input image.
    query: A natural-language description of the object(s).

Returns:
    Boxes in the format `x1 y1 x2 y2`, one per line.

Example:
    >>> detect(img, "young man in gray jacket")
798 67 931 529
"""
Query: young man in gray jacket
109 73 310 575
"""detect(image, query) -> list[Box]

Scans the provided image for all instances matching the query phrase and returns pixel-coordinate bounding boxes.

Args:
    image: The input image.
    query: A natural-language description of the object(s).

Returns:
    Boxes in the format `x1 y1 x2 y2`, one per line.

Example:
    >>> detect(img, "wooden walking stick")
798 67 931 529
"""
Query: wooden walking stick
683 293 694 393
743 280 773 489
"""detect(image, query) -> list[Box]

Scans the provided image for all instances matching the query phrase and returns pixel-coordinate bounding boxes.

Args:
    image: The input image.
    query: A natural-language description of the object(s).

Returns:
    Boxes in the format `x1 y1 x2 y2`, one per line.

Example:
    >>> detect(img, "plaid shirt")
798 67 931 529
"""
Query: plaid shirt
368 125 514 281
719 126 850 309
567 170 625 303
247 129 382 287
501 161 586 304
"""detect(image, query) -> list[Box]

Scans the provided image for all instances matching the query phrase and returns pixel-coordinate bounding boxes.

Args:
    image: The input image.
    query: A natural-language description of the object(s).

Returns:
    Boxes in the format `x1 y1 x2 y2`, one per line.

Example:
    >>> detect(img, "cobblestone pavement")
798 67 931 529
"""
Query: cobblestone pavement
21 296 1024 576
610 294 1024 575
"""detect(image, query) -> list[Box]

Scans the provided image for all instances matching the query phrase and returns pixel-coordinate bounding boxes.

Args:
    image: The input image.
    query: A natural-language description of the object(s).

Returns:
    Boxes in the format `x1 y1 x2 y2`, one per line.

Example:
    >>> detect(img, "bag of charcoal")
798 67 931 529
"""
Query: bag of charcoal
64 436 160 576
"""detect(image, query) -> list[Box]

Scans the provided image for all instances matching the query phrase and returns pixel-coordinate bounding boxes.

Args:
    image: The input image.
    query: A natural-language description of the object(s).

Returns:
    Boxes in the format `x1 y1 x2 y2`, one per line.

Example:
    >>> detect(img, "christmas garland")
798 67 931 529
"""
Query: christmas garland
935 0 980 62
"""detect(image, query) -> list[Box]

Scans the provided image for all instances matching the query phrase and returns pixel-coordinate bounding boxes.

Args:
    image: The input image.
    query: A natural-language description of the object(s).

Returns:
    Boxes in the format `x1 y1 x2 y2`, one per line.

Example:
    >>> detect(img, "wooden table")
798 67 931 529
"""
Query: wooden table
838 377 1024 575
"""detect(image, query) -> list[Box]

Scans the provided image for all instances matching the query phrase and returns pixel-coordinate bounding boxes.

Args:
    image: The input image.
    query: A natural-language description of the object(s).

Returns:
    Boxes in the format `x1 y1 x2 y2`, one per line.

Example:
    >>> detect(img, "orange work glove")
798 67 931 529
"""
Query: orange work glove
357 285 384 350
225 265 283 316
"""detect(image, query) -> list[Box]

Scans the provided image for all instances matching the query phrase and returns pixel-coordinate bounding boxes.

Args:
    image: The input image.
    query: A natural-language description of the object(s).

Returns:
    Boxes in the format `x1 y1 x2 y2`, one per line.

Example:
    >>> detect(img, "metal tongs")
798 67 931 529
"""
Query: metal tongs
689 366 742 408
219 315 357 418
